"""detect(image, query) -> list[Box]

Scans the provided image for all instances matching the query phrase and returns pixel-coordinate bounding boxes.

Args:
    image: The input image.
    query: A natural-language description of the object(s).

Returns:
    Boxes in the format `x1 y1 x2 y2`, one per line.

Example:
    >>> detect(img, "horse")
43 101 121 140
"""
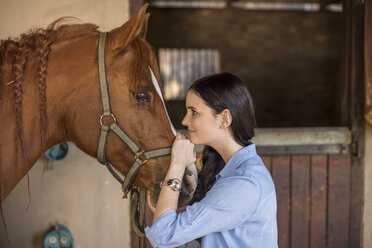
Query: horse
0 3 197 225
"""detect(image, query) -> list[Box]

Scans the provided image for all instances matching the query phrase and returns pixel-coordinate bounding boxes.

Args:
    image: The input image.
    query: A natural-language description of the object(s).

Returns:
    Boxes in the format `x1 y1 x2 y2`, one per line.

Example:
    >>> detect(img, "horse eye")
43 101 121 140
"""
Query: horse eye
134 91 151 103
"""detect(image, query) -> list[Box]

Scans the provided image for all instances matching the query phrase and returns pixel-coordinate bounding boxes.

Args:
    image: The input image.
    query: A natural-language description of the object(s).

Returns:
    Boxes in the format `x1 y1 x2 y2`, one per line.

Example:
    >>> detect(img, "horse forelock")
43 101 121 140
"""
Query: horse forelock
128 38 177 136
128 38 155 89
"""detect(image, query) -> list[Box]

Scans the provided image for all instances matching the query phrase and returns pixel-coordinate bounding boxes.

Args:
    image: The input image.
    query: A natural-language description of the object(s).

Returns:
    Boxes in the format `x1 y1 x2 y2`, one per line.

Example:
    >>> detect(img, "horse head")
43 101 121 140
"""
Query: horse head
47 4 197 207
0 4 197 207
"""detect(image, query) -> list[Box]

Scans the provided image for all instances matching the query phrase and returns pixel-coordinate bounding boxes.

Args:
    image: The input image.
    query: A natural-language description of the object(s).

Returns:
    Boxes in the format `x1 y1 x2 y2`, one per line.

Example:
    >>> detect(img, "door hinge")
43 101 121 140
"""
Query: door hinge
351 140 359 157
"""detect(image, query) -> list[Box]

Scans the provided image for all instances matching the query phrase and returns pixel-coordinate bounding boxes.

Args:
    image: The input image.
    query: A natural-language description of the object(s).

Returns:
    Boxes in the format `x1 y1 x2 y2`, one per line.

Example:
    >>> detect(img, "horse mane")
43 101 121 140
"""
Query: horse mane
0 17 158 161
0 18 99 159
0 19 161 241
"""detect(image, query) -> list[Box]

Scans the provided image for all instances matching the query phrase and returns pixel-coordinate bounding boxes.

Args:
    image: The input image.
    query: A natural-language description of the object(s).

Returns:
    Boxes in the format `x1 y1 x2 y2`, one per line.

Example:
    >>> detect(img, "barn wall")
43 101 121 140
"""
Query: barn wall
364 124 372 248
0 0 131 247
0 145 131 248
364 1 372 246
0 0 130 39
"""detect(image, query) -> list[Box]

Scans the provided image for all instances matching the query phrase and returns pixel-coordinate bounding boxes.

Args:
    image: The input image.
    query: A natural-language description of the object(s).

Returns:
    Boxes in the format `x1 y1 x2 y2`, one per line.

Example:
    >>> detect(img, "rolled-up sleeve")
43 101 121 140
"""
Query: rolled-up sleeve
145 175 260 248
145 209 194 248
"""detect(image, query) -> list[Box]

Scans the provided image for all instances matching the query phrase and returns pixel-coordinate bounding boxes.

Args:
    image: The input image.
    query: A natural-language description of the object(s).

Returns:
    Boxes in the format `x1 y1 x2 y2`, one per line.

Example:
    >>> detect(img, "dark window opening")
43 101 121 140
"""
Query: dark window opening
148 1 344 128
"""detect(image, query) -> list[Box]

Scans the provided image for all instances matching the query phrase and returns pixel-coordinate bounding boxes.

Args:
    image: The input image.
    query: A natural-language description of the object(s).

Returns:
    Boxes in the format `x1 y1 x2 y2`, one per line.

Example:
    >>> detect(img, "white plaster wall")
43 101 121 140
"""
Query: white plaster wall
0 144 131 248
364 123 372 248
0 0 129 39
0 0 131 247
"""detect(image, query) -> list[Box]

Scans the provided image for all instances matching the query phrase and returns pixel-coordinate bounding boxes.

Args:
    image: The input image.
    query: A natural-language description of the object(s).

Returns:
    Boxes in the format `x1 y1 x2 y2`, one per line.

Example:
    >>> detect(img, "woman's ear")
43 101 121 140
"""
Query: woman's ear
220 109 232 129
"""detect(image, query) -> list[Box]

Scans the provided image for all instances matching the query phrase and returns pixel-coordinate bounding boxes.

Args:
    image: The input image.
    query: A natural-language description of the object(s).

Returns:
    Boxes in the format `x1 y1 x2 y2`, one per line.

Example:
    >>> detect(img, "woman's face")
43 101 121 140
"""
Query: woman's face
182 90 222 145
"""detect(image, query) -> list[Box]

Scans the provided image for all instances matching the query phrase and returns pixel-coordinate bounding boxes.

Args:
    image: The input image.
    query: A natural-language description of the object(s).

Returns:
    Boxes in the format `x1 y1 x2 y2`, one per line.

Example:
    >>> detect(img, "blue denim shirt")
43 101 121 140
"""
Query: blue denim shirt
145 143 278 248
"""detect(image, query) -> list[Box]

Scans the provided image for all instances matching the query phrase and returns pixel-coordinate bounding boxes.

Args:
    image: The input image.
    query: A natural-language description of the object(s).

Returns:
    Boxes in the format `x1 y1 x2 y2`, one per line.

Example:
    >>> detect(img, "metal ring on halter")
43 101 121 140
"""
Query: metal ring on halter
134 149 147 164
100 113 117 126
134 149 144 159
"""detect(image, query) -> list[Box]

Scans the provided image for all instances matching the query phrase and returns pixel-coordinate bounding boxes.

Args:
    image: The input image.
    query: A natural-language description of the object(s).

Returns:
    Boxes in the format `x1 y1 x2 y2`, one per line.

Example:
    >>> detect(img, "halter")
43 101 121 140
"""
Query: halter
96 32 172 237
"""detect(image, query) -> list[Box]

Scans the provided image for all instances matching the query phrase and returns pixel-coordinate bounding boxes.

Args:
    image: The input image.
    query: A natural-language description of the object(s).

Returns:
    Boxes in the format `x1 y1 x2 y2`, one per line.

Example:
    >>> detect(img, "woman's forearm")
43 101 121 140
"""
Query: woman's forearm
153 163 186 222
153 133 195 223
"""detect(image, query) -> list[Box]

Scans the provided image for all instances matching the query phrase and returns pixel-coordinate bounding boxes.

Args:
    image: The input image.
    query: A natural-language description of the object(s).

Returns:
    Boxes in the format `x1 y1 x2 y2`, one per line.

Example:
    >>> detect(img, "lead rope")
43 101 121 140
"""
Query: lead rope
131 188 147 237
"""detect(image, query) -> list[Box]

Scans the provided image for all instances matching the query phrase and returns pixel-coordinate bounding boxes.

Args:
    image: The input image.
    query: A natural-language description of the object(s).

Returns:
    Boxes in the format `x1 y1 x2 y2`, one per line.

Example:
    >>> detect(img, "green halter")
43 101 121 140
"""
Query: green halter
96 32 172 237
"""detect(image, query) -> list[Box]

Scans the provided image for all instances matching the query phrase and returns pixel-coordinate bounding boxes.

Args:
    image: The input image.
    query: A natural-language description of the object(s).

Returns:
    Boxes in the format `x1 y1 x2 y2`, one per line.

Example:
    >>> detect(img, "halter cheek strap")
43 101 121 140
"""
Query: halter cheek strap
96 32 172 237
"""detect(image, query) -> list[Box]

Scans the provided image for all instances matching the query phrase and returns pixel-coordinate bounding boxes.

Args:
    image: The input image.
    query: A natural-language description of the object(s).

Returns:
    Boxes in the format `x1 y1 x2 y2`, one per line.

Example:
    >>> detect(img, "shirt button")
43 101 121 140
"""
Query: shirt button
189 222 192 226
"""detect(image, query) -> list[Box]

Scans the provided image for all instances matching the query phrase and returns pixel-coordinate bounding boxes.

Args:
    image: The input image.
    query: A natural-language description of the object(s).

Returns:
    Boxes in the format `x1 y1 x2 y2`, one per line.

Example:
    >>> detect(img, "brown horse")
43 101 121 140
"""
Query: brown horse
0 4 196 211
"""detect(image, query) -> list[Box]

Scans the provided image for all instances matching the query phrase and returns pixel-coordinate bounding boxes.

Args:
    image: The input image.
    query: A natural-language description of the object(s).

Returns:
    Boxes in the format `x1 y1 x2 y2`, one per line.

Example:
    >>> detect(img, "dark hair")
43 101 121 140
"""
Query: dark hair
190 72 256 204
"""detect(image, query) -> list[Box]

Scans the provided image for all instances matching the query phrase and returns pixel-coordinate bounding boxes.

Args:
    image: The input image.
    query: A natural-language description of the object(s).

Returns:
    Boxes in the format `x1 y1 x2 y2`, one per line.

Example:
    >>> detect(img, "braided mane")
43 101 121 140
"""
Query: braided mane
0 19 99 158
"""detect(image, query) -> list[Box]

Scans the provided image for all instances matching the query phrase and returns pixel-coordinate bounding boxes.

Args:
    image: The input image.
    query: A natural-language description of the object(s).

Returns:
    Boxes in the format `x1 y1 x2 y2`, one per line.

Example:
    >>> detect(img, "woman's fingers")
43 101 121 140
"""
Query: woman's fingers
171 135 196 167
176 132 188 140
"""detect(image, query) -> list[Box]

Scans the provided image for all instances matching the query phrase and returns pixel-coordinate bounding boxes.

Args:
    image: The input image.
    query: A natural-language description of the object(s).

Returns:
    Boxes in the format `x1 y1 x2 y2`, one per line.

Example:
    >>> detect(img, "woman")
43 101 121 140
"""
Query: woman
145 73 278 248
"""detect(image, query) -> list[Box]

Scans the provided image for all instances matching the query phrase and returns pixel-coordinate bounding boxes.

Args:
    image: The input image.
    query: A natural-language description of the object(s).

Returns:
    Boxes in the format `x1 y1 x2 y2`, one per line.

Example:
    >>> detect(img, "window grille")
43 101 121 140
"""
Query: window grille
159 48 220 100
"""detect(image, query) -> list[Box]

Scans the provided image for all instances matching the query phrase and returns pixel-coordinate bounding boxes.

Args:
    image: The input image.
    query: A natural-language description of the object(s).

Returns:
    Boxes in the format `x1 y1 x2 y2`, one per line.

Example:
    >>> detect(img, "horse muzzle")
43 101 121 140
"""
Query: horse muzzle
179 162 198 207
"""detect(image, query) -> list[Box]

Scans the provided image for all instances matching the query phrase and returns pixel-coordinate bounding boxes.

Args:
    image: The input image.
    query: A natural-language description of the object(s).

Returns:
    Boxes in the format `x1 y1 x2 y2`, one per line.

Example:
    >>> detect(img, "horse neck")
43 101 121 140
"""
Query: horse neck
0 59 65 201
0 33 101 201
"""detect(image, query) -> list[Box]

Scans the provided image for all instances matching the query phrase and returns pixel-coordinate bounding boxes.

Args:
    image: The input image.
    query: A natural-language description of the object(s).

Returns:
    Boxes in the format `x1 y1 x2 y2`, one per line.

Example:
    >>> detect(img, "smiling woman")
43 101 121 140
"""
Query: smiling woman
145 72 278 248
185 73 256 202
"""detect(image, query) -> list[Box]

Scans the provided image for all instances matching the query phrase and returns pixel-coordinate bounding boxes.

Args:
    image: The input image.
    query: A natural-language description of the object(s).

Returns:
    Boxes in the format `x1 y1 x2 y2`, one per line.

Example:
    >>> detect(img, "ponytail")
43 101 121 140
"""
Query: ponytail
191 146 225 204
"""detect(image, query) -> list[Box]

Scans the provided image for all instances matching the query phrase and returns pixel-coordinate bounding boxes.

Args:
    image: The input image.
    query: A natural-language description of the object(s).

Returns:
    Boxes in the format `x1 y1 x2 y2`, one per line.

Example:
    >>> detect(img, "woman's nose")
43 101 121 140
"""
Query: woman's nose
182 113 190 127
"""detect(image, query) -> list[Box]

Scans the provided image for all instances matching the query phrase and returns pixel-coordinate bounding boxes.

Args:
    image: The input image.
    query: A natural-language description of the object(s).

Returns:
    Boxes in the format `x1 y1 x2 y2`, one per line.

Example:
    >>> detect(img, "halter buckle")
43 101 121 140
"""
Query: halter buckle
134 149 147 163
100 113 117 126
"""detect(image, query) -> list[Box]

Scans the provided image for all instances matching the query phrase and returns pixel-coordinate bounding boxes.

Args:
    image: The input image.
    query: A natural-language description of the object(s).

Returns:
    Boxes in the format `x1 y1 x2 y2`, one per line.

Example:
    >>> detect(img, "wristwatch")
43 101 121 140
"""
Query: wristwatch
160 178 182 192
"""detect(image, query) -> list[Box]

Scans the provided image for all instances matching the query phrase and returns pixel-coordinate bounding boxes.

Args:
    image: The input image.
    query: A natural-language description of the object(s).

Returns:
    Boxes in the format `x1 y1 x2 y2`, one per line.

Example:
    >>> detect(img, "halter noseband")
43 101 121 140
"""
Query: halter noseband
96 32 172 236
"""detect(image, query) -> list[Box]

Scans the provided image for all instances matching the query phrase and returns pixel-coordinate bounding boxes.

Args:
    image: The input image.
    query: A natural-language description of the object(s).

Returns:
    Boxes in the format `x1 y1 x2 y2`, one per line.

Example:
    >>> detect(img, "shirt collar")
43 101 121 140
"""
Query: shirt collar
216 142 257 180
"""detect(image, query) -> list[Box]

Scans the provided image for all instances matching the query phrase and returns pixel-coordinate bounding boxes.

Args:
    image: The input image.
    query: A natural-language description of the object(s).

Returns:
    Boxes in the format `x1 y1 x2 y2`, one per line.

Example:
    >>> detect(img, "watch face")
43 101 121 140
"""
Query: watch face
168 179 182 191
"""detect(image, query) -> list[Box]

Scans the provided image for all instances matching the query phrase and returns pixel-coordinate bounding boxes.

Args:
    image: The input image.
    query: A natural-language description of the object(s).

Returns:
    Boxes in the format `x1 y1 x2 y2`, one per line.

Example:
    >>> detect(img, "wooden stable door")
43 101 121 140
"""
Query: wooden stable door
262 154 358 248
131 153 359 248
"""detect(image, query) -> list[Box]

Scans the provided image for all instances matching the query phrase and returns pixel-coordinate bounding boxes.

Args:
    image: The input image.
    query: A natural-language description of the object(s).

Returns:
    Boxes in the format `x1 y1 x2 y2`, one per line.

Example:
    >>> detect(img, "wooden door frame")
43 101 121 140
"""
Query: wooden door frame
365 0 372 123
343 0 365 246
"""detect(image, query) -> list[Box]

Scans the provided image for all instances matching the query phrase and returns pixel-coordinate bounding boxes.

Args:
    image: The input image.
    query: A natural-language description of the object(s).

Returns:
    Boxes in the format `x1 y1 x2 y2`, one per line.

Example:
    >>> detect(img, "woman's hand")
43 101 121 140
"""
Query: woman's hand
150 133 196 223
170 133 196 168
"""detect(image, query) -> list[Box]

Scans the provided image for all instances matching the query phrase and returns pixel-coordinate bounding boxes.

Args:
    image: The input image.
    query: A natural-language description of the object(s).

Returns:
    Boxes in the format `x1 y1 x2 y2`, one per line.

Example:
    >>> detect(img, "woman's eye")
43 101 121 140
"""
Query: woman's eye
134 92 151 103
192 110 198 115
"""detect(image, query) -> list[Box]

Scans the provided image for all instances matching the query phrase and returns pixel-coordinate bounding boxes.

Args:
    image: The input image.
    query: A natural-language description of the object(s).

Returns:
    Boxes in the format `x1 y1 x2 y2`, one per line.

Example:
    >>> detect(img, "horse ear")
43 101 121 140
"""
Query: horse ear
109 4 150 50
139 13 150 39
